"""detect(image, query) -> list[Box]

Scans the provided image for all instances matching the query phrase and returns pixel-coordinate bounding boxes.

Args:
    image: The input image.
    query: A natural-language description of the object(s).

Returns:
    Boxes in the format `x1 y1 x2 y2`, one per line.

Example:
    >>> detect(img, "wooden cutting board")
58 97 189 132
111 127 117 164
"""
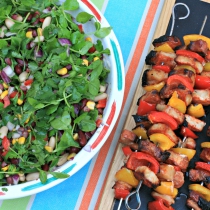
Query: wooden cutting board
99 0 175 209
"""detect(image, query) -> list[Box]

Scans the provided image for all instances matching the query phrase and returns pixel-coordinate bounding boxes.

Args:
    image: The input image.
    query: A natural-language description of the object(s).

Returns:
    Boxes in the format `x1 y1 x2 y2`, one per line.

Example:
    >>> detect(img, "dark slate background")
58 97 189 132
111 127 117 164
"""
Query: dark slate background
113 0 210 209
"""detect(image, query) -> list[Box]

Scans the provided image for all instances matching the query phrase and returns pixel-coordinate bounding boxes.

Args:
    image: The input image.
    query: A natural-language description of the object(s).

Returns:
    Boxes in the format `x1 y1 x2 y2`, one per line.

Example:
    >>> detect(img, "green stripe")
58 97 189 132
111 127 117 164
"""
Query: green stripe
90 0 105 11
0 196 31 210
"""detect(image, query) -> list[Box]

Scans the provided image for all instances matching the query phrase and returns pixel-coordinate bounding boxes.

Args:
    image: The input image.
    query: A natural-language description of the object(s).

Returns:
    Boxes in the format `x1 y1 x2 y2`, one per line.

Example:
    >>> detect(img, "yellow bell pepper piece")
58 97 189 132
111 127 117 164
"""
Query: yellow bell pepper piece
204 62 210 71
183 34 210 49
201 142 210 148
143 81 165 92
154 181 178 198
132 126 148 139
115 168 139 187
187 103 205 118
154 43 174 53
189 184 210 202
149 133 175 151
174 65 196 73
168 91 186 114
170 148 196 160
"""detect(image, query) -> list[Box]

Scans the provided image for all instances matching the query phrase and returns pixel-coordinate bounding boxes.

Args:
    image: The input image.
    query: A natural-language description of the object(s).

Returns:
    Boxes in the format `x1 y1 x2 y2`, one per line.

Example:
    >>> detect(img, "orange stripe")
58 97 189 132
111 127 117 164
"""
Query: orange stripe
79 0 160 209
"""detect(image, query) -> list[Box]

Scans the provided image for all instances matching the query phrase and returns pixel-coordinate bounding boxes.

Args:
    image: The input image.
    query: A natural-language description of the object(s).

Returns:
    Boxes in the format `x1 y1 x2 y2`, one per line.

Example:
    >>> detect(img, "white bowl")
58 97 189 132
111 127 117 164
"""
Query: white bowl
0 0 124 199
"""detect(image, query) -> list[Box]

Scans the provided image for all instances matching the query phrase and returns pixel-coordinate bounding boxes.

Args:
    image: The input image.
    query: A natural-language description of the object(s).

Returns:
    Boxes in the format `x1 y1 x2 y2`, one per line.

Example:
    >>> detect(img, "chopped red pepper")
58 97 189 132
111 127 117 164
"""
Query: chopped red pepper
78 24 84 33
9 91 18 99
137 100 156 115
152 65 171 73
148 111 178 130
2 136 10 151
1 150 8 156
96 98 107 108
96 118 102 127
148 198 175 210
88 46 96 53
176 49 205 65
195 161 210 173
126 151 159 174
195 75 210 89
180 126 198 139
122 146 133 156
167 74 194 92
114 188 130 200
3 96 10 108
24 79 33 86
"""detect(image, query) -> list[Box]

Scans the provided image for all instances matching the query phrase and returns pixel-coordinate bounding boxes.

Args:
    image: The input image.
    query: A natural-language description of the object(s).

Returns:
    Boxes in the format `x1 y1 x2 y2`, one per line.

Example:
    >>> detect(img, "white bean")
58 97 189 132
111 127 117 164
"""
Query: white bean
99 85 107 93
33 36 45 43
26 172 39 181
16 15 23 22
42 17 51 30
19 174 25 182
49 136 56 149
94 93 108 102
0 126 8 138
0 26 7 38
19 71 28 82
5 18 15 29
57 153 69 166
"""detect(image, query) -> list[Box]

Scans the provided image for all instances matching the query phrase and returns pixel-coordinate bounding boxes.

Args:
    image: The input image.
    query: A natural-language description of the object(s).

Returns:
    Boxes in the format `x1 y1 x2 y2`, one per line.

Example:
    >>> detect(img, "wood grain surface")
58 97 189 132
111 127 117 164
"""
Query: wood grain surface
98 0 175 209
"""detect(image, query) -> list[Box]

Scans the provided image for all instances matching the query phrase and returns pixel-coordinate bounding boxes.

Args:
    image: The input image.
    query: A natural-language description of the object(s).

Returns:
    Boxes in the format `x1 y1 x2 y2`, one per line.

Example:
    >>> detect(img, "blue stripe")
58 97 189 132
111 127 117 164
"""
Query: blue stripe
30 161 91 210
104 0 148 64
110 39 123 91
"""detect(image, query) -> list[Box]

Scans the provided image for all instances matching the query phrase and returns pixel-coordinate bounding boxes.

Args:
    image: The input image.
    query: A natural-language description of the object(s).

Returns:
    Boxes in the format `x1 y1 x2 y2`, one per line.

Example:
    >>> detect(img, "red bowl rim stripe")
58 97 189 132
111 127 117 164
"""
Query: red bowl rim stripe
91 101 116 149
81 0 101 21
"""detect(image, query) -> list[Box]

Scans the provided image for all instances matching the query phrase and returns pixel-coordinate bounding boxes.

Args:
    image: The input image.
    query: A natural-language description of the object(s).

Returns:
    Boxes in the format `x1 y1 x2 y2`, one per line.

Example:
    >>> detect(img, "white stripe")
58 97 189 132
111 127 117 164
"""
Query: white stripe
74 154 98 210
101 0 110 14
26 194 36 210
87 0 166 209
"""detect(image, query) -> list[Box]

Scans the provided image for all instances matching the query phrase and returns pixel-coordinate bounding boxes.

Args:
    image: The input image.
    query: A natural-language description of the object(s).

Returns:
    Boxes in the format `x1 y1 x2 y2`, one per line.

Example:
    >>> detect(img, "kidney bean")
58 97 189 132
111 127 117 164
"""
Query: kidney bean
69 146 80 154
32 30 37 37
66 64 72 70
41 163 49 171
57 153 68 166
80 99 88 110
6 176 13 185
14 64 22 75
1 161 7 168
27 13 33 21
22 130 29 138
78 130 87 147
10 158 19 165
26 172 39 181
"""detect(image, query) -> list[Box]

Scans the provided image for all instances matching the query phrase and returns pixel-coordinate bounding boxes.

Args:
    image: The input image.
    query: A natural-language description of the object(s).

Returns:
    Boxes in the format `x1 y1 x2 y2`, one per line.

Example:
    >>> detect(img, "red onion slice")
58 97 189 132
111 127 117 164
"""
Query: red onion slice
58 38 72 46
0 70 11 83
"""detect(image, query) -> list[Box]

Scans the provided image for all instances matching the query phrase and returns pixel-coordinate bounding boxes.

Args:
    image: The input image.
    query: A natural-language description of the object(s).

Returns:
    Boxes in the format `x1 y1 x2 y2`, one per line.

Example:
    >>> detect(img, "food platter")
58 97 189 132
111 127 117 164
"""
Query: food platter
0 0 124 199
99 0 210 209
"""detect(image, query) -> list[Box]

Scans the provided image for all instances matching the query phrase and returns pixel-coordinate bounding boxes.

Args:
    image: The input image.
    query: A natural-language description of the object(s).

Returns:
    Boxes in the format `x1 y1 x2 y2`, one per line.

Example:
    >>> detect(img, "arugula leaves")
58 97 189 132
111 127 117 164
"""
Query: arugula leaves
0 0 111 184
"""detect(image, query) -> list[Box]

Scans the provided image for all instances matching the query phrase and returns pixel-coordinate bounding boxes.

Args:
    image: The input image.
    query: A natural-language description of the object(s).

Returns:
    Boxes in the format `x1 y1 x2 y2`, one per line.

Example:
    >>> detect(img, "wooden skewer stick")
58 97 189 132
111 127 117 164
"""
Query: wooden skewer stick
199 15 207 35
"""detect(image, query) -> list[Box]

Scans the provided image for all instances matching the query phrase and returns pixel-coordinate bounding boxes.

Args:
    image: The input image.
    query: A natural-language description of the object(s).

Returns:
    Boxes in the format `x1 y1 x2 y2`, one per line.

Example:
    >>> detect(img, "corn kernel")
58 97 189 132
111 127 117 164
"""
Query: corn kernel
18 137 25 144
26 31 33 38
67 153 76 160
82 59 88 66
25 117 30 124
0 90 8 99
93 57 99 61
73 133 79 140
2 165 9 171
12 139 18 145
17 114 22 119
37 28 42 36
27 129 31 132
86 100 95 110
57 68 68 75
45 145 53 153
2 82 8 89
85 37 92 42
17 99 23 105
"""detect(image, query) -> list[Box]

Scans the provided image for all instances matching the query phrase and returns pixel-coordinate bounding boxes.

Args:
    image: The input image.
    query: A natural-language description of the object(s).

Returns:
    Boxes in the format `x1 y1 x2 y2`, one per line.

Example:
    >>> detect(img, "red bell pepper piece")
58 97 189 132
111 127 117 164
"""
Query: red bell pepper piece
137 100 156 115
122 146 133 156
2 136 10 151
148 111 178 130
24 79 33 86
126 152 159 174
195 75 210 89
3 96 10 108
9 91 18 99
88 46 96 53
176 49 205 65
167 74 194 92
152 65 171 73
78 24 84 33
148 198 175 210
114 188 130 200
180 126 198 139
195 162 210 173
96 118 102 127
96 98 107 108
